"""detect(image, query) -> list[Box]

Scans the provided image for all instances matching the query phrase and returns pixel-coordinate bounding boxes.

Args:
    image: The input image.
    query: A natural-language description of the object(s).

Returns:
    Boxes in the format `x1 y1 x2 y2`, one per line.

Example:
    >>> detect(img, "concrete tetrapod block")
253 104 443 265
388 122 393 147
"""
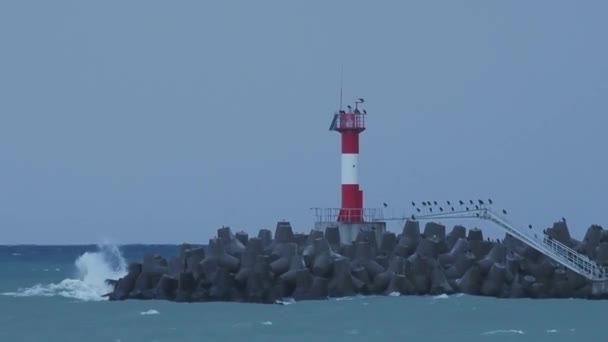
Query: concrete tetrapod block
327 257 357 297
445 252 476 279
508 274 526 298
384 274 415 296
455 265 482 295
596 242 608 265
546 221 572 247
478 243 506 275
423 222 446 241
446 225 467 250
356 230 379 254
208 268 237 301
469 240 494 260
549 268 575 298
185 247 206 280
175 271 196 302
415 238 439 259
308 276 329 300
438 238 469 267
311 237 338 277
379 232 397 256
324 226 341 252
480 263 507 297
278 253 306 287
398 220 421 256
274 221 295 244
430 265 455 295
269 242 298 276
200 239 240 283
217 226 246 257
520 257 556 280
583 225 603 259
235 231 249 247
235 237 263 283
407 253 431 294
372 256 406 294
257 229 273 250
245 255 274 303
504 252 523 284
154 275 178 300
302 230 324 266
352 241 385 279
109 263 142 301
467 228 483 241
292 269 313 300
347 264 370 294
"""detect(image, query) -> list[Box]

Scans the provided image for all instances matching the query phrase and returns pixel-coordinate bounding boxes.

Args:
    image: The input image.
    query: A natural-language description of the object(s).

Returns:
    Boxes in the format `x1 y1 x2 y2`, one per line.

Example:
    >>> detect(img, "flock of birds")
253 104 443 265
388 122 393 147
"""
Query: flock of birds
382 198 567 233
403 198 505 221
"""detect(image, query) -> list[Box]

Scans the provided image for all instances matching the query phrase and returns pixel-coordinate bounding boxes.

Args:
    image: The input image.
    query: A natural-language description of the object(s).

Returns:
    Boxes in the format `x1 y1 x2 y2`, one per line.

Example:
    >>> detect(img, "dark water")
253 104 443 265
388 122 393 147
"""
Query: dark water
0 245 603 341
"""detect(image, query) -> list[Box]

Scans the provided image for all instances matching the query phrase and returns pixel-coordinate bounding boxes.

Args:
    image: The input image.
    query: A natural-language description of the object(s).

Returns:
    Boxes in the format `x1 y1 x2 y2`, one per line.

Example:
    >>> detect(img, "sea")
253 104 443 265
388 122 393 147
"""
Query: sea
0 244 604 342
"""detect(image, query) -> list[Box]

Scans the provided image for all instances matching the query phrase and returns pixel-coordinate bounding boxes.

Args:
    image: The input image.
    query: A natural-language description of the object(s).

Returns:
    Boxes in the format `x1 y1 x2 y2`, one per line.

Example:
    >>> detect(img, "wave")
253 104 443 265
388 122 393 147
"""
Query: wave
140 309 160 315
2 244 127 302
481 329 525 335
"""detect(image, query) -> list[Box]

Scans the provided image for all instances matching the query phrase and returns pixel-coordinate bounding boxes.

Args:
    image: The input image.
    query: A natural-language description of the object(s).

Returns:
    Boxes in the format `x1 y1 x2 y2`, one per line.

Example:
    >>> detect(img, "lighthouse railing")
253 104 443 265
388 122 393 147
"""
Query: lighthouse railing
311 207 384 223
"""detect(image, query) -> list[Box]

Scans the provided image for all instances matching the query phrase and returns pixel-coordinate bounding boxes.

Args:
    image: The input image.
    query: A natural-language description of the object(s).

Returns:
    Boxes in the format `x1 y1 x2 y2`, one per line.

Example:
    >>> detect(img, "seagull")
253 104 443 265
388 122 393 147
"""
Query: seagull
502 209 508 215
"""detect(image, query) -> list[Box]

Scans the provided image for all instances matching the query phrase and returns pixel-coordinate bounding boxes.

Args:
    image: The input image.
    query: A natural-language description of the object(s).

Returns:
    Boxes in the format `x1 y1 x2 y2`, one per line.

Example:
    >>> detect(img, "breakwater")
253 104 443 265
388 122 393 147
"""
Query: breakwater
106 220 608 303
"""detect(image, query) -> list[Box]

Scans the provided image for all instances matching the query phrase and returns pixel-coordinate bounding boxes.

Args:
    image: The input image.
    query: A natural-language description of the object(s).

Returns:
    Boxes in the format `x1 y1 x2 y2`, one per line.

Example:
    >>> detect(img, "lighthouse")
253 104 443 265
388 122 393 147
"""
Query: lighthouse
313 98 386 245
329 98 366 222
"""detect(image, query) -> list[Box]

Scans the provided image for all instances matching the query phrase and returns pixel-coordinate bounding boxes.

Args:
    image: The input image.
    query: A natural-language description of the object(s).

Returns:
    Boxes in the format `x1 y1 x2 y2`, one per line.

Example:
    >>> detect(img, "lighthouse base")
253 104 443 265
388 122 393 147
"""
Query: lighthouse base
314 221 387 246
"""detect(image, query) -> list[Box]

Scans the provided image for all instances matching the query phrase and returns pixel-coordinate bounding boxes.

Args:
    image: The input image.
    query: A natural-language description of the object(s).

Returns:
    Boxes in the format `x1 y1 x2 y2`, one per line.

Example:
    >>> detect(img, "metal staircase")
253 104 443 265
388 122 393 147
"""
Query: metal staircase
388 207 608 282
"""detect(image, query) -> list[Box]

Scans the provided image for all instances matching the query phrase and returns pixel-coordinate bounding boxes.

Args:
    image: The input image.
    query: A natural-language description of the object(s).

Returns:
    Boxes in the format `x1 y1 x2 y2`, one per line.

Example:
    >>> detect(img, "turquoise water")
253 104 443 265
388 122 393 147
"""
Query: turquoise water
0 245 603 341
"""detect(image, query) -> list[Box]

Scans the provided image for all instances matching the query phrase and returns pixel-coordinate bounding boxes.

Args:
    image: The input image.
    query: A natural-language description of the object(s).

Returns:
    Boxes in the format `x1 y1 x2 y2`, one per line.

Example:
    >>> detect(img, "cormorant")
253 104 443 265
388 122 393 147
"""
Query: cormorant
439 207 443 212
459 200 464 205
475 205 479 210
416 208 421 213
502 209 508 215
447 200 451 205
465 207 469 211
451 207 455 211
383 202 388 208
433 201 438 205
411 201 416 207
429 208 433 212
469 200 474 205
528 224 532 229
478 200 484 205
488 198 493 204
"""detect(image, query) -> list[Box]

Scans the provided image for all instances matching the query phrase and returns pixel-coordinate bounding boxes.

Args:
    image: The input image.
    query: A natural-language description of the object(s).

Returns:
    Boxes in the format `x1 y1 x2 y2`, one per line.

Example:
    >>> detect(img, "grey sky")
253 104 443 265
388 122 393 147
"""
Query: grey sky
1 1 607 244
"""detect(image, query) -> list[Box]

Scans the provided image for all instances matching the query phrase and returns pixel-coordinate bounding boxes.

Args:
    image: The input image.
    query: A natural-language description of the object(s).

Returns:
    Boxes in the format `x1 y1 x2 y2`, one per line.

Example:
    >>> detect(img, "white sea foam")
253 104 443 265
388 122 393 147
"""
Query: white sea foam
388 292 400 297
546 329 558 333
275 298 296 305
260 321 273 326
433 294 449 299
2 243 126 302
11 253 21 256
481 329 525 335
140 309 160 316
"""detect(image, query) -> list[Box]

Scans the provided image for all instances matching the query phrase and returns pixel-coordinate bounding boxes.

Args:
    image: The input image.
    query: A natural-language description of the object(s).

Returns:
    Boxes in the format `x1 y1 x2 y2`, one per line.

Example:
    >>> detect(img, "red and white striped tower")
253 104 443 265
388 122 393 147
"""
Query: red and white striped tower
329 98 366 222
